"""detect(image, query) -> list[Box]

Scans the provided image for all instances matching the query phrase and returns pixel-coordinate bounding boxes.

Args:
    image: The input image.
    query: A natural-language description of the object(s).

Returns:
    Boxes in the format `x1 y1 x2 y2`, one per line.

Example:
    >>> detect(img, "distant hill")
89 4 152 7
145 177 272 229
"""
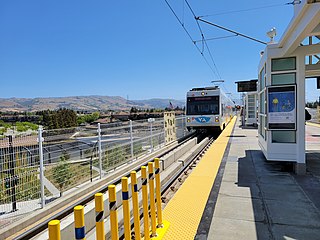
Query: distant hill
0 96 185 112
133 99 185 109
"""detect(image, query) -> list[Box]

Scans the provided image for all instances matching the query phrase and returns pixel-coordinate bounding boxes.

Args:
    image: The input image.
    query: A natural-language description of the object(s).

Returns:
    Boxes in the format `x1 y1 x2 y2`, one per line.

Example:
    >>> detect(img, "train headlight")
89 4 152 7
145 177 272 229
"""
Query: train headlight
187 117 191 123
215 116 219 122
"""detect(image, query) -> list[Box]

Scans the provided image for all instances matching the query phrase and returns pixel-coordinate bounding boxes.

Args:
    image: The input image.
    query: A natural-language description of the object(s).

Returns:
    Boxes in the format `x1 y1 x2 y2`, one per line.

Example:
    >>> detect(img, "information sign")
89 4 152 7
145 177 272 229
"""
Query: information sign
236 80 257 92
267 85 296 130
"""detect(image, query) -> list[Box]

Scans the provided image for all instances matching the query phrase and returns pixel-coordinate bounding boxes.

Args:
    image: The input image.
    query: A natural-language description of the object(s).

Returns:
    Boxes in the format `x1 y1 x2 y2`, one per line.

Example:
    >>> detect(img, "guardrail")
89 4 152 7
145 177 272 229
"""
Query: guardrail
0 116 187 230
48 158 169 240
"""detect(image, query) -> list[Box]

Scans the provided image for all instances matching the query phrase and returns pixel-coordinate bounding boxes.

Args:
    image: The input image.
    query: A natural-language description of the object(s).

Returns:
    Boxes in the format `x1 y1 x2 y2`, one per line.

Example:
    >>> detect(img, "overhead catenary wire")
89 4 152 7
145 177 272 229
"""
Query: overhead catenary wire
163 0 220 79
196 17 267 45
198 1 301 18
194 34 238 43
184 0 222 80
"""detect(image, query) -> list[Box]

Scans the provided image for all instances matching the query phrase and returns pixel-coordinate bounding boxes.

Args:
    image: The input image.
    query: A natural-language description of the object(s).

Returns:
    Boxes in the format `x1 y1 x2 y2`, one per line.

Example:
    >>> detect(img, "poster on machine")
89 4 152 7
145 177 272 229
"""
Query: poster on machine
267 85 296 130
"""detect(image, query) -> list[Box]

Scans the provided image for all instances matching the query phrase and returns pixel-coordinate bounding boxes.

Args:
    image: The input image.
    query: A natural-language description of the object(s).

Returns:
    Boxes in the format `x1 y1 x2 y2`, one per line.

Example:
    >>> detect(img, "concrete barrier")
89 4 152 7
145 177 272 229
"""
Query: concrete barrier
161 138 197 169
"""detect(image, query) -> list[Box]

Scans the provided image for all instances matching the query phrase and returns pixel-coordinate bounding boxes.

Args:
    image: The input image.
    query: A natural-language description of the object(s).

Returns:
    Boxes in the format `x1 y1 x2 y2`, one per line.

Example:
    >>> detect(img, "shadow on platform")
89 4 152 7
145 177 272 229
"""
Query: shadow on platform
237 150 320 240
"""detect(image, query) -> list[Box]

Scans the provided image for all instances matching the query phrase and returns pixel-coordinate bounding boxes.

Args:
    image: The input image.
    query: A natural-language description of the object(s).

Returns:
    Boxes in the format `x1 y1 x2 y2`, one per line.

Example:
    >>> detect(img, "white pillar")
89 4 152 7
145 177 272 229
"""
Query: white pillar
295 53 306 174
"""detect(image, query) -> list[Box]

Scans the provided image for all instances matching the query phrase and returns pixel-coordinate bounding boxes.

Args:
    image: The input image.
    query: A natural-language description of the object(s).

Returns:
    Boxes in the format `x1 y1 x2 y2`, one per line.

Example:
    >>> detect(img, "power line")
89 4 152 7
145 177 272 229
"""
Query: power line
196 17 267 45
184 0 222 80
198 1 301 18
194 34 238 43
163 0 219 78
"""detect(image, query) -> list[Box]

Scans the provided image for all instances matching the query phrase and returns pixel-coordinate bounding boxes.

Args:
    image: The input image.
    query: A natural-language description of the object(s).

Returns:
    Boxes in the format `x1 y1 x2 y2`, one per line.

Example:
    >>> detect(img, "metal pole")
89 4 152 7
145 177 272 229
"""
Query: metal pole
148 162 157 237
97 123 102 179
154 158 163 227
74 206 86 240
38 127 45 208
121 177 131 240
48 220 61 240
141 166 150 240
95 193 105 240
108 185 119 240
130 120 134 158
130 171 141 240
8 135 17 212
150 121 153 152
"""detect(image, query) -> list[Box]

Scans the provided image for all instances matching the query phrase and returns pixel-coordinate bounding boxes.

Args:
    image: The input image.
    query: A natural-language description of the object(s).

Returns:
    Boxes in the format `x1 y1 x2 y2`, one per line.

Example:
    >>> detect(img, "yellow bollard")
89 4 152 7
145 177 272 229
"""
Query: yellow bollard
148 162 157 237
122 177 131 240
108 185 119 240
154 158 163 227
74 206 86 240
48 220 61 240
141 166 150 240
130 171 141 240
94 193 105 240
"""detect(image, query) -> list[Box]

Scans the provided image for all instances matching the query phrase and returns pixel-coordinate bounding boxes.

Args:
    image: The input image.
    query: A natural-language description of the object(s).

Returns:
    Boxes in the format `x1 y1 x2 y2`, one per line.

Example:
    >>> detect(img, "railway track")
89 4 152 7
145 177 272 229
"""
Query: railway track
2 131 215 240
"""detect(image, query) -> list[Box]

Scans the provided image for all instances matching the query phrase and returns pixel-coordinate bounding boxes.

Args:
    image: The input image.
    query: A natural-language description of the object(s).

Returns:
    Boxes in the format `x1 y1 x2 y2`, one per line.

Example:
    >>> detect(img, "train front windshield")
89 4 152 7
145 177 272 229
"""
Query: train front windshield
187 96 219 115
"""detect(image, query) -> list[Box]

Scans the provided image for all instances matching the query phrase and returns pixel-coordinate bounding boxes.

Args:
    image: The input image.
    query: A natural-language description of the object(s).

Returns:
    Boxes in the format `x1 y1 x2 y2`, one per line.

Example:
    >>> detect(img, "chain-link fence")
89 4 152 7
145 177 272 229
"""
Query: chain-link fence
0 116 187 229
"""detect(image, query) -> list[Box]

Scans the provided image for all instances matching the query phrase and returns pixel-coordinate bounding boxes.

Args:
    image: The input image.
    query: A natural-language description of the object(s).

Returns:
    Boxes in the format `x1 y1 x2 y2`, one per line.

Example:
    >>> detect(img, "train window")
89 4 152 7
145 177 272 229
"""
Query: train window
186 96 219 115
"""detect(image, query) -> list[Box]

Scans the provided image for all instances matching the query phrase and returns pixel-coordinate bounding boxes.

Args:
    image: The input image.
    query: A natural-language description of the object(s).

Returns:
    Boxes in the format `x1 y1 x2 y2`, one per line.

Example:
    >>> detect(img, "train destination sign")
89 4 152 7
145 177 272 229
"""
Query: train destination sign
267 85 296 130
235 79 258 92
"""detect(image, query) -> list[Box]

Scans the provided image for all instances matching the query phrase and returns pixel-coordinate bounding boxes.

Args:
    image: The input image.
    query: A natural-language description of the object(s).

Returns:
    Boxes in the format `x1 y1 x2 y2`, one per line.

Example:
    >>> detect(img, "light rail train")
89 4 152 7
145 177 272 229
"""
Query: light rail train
186 86 235 132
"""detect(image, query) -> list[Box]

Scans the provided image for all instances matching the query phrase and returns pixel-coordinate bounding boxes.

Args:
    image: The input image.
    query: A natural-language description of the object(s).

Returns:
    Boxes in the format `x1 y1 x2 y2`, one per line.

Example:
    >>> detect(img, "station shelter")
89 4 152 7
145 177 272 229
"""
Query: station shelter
258 0 320 174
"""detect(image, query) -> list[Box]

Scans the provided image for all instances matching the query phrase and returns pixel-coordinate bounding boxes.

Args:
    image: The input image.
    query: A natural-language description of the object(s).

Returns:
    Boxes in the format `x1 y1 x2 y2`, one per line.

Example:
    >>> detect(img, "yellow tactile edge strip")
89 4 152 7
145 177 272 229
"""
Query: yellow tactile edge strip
161 117 237 240
306 122 320 128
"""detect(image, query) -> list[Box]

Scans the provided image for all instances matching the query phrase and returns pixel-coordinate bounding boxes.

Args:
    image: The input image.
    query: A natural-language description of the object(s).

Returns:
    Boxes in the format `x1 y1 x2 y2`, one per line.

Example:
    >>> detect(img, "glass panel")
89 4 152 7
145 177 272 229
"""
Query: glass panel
272 130 296 143
260 92 265 113
271 73 296 85
259 116 262 135
259 68 265 91
261 117 265 138
271 57 296 71
186 96 219 115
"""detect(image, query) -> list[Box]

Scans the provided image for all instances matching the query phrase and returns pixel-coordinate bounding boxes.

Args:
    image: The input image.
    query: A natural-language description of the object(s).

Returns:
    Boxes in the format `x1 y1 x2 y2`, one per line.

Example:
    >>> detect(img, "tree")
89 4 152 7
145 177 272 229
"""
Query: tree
38 109 78 129
52 154 73 197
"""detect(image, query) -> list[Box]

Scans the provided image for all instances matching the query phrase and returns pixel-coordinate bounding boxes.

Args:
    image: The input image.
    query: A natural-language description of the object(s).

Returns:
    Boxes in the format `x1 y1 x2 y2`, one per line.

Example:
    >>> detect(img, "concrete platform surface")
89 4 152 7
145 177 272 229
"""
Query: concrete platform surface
207 118 320 240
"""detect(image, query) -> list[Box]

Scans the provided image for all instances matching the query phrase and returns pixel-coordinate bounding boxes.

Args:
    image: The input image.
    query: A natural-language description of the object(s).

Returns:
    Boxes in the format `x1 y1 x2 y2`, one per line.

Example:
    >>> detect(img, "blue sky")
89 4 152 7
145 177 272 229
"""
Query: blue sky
0 0 319 102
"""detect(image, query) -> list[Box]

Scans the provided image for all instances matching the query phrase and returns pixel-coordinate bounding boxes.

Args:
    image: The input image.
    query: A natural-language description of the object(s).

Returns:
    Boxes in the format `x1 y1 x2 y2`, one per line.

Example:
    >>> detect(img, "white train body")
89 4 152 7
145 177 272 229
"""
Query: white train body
186 87 235 131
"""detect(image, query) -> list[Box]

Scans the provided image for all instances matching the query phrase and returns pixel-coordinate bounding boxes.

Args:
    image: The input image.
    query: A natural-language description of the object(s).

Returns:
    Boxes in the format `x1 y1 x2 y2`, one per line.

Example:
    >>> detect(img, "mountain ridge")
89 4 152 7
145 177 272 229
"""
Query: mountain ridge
0 95 185 112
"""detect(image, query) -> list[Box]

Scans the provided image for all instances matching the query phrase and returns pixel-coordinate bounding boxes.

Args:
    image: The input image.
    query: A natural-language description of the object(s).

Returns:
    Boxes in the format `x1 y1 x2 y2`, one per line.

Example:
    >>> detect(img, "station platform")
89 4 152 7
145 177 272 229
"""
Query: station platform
161 117 320 240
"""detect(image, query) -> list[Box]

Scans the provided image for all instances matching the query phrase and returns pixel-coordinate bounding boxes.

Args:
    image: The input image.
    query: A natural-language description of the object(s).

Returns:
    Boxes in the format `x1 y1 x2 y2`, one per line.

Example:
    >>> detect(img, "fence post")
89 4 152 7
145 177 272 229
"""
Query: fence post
48 220 61 240
122 177 131 240
95 193 105 240
97 123 102 179
38 127 45 208
74 205 86 240
130 120 134 158
148 162 157 237
154 158 163 228
8 135 17 212
141 166 150 240
148 118 154 152
108 185 119 240
130 171 141 240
